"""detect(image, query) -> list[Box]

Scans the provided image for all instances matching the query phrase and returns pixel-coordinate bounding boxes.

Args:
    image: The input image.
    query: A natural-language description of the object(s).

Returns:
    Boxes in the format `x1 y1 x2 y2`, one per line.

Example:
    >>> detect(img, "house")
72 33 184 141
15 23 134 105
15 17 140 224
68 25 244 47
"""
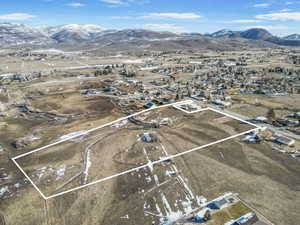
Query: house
209 198 228 210
288 112 300 119
144 102 156 109
242 135 261 144
232 213 259 225
0 112 6 117
212 99 231 107
276 119 298 127
256 117 267 123
141 133 152 142
140 133 157 142
82 90 98 95
273 135 295 146
104 87 116 92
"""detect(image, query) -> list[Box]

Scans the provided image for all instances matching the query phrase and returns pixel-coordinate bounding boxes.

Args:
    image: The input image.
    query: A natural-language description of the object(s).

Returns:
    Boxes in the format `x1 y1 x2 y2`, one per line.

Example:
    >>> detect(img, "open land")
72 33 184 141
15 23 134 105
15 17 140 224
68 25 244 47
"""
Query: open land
0 47 300 225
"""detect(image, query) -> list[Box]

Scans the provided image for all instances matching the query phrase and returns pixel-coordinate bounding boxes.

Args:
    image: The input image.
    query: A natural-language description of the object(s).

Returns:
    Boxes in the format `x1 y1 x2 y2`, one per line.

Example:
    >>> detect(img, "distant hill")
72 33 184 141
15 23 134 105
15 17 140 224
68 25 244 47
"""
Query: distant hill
0 23 300 50
206 28 300 47
284 34 300 40
206 29 240 38
240 28 273 40
0 23 54 46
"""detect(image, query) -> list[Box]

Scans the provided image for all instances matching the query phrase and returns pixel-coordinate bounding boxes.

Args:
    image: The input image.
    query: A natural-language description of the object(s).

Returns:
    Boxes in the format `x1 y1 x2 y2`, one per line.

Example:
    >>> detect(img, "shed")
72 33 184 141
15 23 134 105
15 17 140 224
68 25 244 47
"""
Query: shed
210 198 228 209
142 133 152 142
233 213 259 225
274 136 295 146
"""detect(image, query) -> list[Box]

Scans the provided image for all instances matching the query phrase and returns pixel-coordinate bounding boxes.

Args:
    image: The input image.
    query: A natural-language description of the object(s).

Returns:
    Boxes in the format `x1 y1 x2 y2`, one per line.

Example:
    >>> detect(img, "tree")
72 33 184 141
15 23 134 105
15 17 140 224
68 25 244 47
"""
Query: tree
267 108 276 123
102 70 108 75
203 210 212 221
94 70 103 76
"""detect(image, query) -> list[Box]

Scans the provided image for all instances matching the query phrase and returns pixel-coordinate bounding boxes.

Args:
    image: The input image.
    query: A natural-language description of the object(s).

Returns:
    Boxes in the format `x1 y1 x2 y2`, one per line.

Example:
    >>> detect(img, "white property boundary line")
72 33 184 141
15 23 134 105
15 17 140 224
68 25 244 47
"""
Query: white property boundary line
172 102 207 114
238 197 276 225
12 100 261 200
13 100 194 160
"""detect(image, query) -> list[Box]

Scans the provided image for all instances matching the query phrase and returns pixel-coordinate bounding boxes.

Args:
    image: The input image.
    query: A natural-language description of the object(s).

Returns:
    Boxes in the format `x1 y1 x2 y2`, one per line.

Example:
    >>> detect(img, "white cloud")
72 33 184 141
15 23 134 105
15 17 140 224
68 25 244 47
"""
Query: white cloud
100 0 128 6
244 25 289 30
254 3 271 8
100 0 149 7
0 13 35 21
286 1 300 5
228 19 262 23
67 2 86 7
279 8 291 12
144 23 187 33
145 13 202 19
111 16 133 19
256 12 300 21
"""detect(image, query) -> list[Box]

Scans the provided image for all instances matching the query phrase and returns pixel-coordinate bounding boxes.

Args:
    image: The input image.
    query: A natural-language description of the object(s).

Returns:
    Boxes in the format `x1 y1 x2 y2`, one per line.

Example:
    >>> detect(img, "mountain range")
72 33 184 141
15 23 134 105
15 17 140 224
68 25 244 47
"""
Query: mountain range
0 23 300 50
206 28 300 46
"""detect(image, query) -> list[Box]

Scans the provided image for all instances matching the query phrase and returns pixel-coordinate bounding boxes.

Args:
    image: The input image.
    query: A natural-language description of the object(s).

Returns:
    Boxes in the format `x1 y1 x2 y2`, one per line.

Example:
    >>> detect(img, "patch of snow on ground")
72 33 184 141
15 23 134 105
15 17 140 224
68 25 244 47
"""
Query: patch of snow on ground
83 149 92 184
123 59 143 64
56 165 66 180
0 186 9 197
153 174 159 185
165 170 176 177
111 119 128 128
145 176 152 183
14 183 21 188
120 215 129 219
58 130 88 141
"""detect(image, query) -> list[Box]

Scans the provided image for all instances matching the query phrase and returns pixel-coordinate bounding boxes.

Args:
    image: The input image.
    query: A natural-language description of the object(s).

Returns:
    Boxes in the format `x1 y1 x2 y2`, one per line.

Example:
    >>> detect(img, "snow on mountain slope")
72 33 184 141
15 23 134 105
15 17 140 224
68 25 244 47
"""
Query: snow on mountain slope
0 23 54 46
284 34 300 40
1 23 300 48
209 29 238 38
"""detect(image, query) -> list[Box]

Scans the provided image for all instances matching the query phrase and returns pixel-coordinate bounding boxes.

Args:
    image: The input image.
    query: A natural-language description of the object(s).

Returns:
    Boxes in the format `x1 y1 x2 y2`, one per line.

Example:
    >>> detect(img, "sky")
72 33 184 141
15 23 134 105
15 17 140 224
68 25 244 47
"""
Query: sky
0 0 300 36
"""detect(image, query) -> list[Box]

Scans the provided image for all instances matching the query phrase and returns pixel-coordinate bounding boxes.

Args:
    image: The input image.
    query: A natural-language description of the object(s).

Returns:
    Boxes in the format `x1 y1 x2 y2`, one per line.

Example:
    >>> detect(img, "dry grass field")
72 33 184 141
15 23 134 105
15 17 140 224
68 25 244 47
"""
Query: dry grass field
1 132 299 225
14 107 254 197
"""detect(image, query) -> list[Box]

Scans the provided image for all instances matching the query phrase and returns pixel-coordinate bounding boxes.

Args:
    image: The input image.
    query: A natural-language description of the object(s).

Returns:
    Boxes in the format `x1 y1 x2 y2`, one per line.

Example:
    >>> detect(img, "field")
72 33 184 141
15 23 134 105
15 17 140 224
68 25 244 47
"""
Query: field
0 48 299 225
1 126 299 225
231 94 300 119
12 104 255 198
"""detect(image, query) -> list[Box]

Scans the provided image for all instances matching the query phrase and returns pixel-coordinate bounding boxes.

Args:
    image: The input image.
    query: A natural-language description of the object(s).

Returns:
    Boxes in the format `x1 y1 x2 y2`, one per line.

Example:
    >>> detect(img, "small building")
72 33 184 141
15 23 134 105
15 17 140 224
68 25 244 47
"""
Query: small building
288 112 300 119
232 213 259 225
209 198 228 210
144 102 156 109
256 117 267 123
140 133 157 143
242 135 261 144
273 135 295 146
82 90 98 95
212 99 231 107
141 133 152 142
104 87 116 92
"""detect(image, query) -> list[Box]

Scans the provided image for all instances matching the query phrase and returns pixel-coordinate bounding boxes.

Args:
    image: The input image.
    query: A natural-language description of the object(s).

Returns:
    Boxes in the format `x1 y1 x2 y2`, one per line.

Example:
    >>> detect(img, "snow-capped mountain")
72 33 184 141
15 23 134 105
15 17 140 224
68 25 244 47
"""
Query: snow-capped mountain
240 28 273 40
0 23 110 45
207 28 273 40
46 24 109 43
92 29 179 43
284 34 300 40
0 23 54 46
0 23 300 49
0 23 180 46
48 24 107 34
207 29 239 38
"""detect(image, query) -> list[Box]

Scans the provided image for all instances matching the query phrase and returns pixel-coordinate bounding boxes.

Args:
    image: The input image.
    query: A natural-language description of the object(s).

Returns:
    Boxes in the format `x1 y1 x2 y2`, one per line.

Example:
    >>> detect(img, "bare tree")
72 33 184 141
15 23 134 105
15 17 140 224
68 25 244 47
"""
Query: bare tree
267 108 276 123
